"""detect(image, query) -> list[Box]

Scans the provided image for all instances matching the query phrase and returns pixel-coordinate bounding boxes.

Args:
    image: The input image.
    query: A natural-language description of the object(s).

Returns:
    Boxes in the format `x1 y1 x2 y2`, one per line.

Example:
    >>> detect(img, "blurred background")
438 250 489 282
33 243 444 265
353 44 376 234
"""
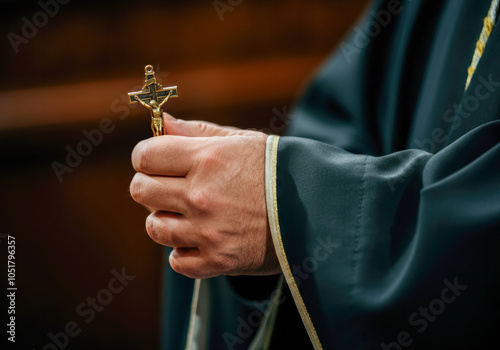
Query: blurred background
0 0 368 348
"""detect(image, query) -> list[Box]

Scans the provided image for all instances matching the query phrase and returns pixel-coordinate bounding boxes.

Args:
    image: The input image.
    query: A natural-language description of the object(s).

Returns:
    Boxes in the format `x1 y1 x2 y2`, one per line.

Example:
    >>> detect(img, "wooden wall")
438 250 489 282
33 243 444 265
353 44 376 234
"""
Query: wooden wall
0 0 368 348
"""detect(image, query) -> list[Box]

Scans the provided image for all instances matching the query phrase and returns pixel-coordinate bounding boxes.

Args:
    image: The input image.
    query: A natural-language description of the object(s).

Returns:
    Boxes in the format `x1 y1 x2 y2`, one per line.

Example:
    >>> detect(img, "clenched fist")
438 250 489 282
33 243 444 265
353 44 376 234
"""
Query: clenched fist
130 114 281 279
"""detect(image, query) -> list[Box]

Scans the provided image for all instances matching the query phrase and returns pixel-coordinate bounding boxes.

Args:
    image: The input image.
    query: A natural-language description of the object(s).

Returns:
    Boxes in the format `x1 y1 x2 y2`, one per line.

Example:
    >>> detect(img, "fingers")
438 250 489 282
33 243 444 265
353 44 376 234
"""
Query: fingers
132 115 252 175
146 210 229 278
130 173 187 213
169 248 204 278
131 136 194 175
163 112 177 122
146 211 199 248
163 113 239 137
169 248 221 279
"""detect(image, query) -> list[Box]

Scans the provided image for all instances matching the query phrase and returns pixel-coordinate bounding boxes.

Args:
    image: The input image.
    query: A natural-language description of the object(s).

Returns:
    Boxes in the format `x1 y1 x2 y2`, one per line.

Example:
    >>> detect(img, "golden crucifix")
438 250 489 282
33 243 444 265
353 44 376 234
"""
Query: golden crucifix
128 65 179 136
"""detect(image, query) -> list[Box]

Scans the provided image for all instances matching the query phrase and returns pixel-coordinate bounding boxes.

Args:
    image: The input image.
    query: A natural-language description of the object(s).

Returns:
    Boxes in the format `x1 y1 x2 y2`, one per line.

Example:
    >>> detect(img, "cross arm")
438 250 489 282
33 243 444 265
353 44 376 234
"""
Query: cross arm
128 91 147 104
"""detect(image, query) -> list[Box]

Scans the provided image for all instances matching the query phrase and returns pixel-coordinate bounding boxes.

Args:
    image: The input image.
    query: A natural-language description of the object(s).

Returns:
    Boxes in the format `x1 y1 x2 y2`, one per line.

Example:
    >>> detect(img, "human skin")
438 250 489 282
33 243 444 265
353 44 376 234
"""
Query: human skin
130 113 281 279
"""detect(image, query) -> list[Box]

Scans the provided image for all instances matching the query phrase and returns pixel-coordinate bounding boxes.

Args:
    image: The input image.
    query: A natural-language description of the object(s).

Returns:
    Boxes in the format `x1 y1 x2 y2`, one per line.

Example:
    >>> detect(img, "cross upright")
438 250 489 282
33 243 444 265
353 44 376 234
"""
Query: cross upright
128 65 178 105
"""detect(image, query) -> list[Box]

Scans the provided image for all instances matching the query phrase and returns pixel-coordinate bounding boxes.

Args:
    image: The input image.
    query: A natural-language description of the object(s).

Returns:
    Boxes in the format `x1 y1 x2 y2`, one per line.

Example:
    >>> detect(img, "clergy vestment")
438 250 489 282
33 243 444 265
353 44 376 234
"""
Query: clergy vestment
161 0 500 348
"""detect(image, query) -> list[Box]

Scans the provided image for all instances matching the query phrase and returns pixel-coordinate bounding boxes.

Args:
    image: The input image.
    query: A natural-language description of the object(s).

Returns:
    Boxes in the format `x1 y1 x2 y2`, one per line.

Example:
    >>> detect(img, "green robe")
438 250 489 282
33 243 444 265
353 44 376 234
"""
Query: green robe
161 0 500 348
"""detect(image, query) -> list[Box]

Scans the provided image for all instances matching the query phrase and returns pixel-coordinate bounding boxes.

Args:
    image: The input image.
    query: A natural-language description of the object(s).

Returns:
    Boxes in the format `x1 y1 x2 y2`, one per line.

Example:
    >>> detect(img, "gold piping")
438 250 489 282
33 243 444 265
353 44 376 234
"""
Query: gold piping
465 0 499 90
265 135 323 350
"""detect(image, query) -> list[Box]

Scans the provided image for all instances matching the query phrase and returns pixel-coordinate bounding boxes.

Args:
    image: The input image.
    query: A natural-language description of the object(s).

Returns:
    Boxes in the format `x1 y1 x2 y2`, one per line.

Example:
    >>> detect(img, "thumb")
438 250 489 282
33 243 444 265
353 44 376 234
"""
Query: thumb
163 113 239 137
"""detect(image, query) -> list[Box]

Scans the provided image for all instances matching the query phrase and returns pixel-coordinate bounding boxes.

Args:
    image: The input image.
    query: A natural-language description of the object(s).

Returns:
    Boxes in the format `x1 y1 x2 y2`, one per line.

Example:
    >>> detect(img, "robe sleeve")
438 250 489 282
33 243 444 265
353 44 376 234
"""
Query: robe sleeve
265 122 500 349
264 3 500 348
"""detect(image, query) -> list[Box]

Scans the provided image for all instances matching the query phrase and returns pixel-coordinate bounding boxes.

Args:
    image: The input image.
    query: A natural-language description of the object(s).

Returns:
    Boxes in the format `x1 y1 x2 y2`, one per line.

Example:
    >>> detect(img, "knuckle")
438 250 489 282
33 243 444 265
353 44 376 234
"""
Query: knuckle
195 143 222 171
168 252 195 277
201 145 222 165
197 121 209 135
187 189 213 211
146 213 182 248
134 141 151 172
145 213 161 243
168 253 182 273
130 173 144 202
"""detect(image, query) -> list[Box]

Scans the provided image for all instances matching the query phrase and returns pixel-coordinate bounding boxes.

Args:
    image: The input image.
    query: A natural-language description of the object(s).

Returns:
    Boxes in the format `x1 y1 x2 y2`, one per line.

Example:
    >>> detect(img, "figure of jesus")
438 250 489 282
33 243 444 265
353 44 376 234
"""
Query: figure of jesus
134 90 173 136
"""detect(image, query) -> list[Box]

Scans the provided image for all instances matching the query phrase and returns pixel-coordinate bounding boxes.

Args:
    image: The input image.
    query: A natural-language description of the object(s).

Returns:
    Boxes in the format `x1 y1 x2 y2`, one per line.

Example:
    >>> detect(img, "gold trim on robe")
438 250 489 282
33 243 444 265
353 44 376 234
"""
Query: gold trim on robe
264 135 323 350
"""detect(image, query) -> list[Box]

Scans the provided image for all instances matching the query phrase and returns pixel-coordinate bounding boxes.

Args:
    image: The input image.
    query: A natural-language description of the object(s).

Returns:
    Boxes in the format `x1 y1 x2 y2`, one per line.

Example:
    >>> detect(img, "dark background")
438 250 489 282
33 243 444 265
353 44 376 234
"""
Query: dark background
0 0 368 348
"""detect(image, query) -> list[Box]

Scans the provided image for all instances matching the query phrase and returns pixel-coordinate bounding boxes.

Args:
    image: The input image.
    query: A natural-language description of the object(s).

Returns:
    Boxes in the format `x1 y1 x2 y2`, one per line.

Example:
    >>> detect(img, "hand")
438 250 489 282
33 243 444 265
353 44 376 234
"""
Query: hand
130 114 281 279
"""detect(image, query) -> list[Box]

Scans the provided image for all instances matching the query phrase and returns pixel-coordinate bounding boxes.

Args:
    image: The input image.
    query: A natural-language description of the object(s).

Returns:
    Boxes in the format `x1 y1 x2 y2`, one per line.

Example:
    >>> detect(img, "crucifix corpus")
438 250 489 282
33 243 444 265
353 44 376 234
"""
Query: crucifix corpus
128 65 179 136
